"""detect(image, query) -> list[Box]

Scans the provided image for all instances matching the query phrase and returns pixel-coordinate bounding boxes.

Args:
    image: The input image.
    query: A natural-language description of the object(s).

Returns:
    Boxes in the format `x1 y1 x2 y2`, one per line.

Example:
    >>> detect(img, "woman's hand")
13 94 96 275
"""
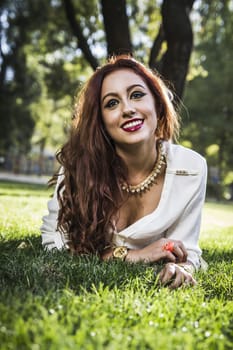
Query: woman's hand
126 238 187 264
158 262 197 289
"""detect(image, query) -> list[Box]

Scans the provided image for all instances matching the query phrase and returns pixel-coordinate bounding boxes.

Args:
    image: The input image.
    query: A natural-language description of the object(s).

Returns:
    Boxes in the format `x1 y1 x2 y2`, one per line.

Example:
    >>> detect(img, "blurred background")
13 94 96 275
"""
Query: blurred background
0 0 232 200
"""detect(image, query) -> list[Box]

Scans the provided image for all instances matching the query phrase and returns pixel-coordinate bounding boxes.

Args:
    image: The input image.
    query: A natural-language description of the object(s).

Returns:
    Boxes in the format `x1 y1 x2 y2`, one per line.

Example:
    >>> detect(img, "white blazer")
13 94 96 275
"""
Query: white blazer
41 142 207 269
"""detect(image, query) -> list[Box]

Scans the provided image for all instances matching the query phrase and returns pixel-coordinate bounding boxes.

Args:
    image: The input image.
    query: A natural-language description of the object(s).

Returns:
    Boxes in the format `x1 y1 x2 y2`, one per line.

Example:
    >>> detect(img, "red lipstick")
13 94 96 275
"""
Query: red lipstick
121 119 144 132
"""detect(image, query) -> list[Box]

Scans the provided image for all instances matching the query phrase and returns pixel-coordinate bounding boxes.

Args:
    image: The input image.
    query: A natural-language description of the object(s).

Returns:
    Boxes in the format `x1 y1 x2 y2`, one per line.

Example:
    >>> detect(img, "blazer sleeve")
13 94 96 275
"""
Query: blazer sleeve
165 158 208 270
40 169 68 250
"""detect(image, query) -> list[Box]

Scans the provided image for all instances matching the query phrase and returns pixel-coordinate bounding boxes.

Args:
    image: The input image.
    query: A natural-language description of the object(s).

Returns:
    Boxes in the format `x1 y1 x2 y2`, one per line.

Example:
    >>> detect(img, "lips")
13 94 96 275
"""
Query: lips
121 119 144 132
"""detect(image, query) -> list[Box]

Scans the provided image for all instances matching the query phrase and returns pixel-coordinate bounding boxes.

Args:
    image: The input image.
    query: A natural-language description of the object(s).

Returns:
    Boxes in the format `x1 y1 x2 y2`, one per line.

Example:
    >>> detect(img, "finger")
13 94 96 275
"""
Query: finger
163 251 177 263
167 241 187 263
159 264 176 285
171 270 197 289
161 240 187 263
176 241 188 261
158 265 168 281
169 271 185 289
172 244 186 263
183 274 197 286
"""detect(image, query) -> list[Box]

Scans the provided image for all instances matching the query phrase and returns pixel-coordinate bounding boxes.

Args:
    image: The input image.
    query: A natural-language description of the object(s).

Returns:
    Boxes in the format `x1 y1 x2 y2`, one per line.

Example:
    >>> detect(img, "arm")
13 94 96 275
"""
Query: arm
165 158 208 269
158 158 207 288
102 158 207 288
40 168 69 250
102 239 197 288
102 238 188 264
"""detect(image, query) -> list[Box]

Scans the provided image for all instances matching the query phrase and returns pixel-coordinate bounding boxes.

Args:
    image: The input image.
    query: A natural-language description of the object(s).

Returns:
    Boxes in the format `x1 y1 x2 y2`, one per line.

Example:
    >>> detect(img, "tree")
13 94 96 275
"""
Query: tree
63 0 196 99
182 0 233 197
0 0 196 165
0 0 38 155
0 0 89 160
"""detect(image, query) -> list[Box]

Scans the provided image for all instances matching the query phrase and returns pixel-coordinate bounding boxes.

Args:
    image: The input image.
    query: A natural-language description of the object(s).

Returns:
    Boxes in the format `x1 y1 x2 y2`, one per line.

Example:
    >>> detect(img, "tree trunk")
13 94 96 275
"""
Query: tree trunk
63 0 194 99
101 0 132 56
149 25 165 72
160 0 195 100
0 51 8 88
62 0 99 70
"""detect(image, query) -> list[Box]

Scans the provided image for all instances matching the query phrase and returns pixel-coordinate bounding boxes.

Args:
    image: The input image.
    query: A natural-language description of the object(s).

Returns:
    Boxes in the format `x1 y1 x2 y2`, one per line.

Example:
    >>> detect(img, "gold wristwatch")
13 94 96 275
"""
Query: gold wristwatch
112 246 129 260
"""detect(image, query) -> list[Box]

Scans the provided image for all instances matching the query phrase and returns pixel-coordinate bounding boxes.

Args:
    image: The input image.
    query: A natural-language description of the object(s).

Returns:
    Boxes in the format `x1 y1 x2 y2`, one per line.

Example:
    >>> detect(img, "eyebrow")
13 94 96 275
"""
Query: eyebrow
101 84 146 103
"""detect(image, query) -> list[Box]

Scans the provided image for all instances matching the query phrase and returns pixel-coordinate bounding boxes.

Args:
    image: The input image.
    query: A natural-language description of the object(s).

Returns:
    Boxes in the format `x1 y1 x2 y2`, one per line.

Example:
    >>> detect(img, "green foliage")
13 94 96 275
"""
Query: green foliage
0 0 232 193
0 181 233 349
0 0 92 156
0 0 166 159
182 0 233 192
126 0 161 60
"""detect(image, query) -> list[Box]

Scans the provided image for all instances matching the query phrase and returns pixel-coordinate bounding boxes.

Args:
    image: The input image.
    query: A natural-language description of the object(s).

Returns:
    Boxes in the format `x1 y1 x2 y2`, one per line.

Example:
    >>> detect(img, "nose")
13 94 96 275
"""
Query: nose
122 100 136 118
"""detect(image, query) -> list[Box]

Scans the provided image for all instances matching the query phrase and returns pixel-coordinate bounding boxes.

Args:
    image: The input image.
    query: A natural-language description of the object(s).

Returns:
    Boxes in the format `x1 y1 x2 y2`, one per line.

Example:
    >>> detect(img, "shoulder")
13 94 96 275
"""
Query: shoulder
164 141 207 171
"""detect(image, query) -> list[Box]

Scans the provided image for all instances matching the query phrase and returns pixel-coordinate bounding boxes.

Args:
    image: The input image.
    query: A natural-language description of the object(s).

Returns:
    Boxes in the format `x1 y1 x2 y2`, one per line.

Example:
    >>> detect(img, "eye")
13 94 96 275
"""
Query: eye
131 91 146 99
104 99 119 109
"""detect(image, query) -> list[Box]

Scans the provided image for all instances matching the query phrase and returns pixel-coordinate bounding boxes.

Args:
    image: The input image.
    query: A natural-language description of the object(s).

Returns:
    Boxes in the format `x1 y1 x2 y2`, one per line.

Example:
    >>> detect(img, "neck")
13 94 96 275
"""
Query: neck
120 140 166 194
116 139 159 185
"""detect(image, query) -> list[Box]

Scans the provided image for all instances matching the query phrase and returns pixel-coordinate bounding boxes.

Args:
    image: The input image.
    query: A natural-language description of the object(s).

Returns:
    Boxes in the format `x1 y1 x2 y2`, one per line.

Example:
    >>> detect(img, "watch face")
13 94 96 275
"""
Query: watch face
113 246 128 259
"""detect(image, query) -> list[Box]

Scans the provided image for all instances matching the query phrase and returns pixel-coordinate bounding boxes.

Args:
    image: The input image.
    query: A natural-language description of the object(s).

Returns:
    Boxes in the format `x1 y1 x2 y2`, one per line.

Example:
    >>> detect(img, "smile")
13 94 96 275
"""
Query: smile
121 119 144 132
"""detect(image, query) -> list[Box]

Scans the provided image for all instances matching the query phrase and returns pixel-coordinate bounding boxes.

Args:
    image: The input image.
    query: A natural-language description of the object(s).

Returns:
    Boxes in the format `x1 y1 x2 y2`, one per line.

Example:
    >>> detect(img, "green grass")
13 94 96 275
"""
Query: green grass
0 181 232 350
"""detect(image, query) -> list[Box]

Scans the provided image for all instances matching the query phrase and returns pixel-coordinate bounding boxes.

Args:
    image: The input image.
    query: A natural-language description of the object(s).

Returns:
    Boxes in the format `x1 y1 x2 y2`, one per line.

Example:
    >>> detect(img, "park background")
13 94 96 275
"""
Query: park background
0 1 233 350
0 0 232 200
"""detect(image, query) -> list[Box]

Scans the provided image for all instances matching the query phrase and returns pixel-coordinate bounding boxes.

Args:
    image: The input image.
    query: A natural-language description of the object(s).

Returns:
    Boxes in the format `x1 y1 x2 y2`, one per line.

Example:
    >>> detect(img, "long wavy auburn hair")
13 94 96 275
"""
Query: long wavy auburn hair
55 55 179 255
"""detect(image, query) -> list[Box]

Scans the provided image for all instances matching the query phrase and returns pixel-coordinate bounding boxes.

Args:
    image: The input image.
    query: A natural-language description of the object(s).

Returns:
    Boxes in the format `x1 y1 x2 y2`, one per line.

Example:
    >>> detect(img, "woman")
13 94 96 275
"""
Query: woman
41 55 207 289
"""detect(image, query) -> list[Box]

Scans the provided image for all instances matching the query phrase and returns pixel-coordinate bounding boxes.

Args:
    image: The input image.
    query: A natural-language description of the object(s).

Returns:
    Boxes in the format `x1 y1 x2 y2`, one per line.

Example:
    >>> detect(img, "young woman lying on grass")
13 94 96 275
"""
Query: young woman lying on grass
41 55 207 289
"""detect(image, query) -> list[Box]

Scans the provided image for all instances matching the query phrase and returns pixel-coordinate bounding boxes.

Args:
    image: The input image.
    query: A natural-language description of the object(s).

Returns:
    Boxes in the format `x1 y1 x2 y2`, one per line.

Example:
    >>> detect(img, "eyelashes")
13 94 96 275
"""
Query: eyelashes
105 99 118 108
104 91 146 109
131 91 146 99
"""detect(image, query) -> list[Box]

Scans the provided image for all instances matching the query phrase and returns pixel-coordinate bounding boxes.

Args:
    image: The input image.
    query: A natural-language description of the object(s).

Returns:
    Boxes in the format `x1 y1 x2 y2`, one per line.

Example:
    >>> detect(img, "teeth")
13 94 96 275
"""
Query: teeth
123 120 142 129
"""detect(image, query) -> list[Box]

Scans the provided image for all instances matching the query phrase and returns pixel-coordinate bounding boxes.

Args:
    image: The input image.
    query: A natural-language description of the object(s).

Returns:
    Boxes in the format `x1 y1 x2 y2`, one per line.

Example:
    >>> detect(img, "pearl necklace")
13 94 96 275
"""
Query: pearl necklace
121 141 166 195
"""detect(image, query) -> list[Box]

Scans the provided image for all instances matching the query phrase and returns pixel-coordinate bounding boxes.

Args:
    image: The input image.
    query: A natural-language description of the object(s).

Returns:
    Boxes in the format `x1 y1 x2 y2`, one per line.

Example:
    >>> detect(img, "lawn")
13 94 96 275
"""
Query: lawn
0 181 232 350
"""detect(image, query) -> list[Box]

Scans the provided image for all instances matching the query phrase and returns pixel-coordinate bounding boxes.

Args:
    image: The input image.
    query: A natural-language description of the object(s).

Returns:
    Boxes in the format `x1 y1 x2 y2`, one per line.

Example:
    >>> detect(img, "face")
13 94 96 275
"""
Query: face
101 69 158 150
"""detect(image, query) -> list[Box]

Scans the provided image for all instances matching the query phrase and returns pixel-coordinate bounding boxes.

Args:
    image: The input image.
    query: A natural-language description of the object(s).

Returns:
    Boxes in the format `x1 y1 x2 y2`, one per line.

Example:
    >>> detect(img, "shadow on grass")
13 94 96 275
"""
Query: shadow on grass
0 236 232 301
202 248 233 264
0 236 155 297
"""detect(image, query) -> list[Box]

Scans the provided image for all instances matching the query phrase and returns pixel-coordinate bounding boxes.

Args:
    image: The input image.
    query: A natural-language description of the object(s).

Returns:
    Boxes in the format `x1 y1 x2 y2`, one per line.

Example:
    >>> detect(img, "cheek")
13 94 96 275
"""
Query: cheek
102 111 118 128
148 107 158 132
148 106 158 122
143 98 158 119
102 115 114 135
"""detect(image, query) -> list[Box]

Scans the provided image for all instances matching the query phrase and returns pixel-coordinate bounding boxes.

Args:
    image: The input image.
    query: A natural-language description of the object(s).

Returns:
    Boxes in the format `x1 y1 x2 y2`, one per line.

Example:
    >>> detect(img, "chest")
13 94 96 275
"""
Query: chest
116 175 165 231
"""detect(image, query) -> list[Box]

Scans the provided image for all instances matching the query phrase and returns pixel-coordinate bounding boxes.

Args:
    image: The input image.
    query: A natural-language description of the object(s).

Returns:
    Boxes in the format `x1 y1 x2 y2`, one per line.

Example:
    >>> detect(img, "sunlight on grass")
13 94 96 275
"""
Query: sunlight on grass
200 201 233 253
0 181 232 350
201 201 233 231
0 181 51 239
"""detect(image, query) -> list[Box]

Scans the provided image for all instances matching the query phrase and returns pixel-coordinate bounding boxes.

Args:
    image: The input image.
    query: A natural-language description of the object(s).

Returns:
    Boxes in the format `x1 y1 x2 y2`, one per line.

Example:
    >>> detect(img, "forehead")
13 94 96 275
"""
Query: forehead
101 68 147 95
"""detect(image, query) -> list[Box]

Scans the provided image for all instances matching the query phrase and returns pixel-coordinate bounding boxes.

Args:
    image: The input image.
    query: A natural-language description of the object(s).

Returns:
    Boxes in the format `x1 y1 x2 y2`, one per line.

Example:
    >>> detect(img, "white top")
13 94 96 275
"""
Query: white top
41 142 207 270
